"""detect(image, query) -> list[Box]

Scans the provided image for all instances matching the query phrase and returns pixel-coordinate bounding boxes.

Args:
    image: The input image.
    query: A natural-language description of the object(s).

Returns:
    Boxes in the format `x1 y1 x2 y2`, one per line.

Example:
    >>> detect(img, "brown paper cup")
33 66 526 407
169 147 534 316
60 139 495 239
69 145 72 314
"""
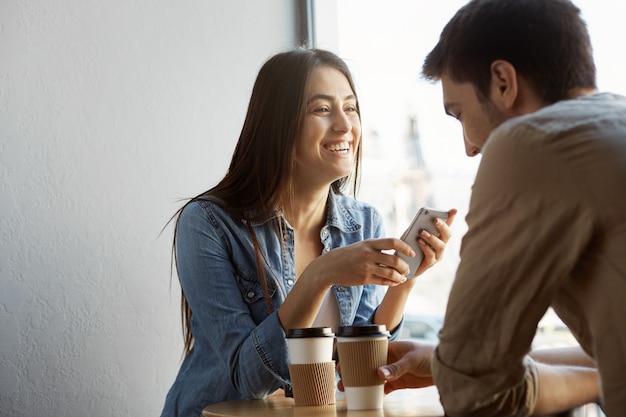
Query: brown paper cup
288 361 336 406
336 325 389 410
336 339 388 387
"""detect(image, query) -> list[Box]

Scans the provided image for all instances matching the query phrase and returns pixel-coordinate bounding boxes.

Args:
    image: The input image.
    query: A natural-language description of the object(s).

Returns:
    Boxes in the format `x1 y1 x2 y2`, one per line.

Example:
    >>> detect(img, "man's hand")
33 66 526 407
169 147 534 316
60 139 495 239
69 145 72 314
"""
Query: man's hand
337 340 436 394
377 340 436 394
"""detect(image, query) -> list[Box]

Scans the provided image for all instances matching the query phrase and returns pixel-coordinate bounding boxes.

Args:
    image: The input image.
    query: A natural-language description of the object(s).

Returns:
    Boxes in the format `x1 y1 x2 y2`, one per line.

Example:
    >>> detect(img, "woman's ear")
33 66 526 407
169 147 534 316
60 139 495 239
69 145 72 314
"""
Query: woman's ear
489 60 518 110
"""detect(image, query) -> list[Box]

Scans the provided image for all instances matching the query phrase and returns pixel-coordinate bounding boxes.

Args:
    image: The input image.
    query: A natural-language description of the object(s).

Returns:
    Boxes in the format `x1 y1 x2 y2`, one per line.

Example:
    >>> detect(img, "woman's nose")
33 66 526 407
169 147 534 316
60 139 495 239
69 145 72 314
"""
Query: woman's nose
332 110 351 132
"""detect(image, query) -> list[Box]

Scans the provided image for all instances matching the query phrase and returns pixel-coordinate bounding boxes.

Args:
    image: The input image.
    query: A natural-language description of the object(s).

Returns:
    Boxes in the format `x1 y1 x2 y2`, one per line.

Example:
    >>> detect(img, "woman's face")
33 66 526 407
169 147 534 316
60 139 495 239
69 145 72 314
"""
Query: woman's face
294 66 361 191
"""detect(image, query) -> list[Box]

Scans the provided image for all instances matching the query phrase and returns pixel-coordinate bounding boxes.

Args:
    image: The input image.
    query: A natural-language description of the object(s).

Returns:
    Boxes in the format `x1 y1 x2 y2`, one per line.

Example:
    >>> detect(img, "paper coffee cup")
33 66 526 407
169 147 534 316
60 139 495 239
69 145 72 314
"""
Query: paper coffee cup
287 327 335 364
287 327 336 406
336 324 389 410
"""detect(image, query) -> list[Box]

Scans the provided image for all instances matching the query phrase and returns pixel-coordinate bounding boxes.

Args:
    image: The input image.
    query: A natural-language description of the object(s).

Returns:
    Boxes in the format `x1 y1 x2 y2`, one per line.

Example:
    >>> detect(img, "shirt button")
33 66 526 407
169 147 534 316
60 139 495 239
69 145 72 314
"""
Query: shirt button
338 286 345 292
247 291 255 299
324 245 330 252
283 233 290 241
286 279 294 286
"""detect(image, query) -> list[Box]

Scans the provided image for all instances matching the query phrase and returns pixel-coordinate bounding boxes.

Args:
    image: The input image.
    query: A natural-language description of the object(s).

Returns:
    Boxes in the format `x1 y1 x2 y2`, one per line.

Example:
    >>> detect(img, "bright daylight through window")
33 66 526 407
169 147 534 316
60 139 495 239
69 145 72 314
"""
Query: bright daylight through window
318 0 626 347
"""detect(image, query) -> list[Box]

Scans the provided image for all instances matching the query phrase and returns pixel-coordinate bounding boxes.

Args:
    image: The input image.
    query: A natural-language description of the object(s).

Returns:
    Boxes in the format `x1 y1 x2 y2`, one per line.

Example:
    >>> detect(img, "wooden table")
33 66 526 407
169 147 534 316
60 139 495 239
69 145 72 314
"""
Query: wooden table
202 387 604 417
202 386 445 417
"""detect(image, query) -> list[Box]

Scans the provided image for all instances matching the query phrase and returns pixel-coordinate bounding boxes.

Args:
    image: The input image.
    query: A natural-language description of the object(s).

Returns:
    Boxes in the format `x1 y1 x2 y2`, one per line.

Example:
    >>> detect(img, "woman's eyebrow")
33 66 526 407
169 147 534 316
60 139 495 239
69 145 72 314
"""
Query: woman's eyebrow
308 93 356 104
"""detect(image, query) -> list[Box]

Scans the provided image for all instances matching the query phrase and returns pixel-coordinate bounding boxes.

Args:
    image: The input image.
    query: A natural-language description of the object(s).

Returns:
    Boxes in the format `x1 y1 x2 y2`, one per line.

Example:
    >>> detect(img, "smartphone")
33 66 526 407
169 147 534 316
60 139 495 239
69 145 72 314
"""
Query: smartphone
396 207 449 278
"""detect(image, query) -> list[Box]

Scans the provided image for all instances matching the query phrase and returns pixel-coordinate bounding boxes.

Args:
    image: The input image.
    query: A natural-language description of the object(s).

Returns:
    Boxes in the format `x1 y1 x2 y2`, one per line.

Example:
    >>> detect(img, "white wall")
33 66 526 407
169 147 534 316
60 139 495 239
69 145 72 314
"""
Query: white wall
0 1 298 416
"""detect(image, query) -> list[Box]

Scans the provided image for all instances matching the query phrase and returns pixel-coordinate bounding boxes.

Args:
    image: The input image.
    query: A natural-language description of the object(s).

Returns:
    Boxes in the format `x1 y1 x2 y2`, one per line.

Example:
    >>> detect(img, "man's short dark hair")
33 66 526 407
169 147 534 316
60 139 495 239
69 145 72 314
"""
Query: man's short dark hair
422 0 597 103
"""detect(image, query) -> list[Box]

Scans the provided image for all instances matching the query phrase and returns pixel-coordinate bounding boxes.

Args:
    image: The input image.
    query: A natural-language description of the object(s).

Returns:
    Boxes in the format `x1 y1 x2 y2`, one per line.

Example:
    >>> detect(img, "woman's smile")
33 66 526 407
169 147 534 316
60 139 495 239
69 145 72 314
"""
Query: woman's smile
323 140 352 155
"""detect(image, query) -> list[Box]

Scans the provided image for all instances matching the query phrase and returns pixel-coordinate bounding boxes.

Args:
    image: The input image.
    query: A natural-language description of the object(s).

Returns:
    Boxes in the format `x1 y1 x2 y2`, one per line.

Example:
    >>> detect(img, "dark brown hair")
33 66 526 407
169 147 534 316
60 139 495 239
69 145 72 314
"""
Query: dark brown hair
422 0 597 103
173 48 362 356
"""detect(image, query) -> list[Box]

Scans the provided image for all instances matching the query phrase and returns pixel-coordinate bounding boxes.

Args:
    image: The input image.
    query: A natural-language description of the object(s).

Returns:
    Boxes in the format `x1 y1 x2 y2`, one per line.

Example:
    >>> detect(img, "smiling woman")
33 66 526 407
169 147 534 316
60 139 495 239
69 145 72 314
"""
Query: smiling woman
296 66 361 190
159 48 454 416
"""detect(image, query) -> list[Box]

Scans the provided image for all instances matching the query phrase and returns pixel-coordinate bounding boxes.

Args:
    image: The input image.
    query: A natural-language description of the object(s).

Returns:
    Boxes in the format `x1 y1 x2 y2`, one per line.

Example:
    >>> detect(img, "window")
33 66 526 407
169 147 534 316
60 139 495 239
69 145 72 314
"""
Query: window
334 1 477 321
313 0 626 347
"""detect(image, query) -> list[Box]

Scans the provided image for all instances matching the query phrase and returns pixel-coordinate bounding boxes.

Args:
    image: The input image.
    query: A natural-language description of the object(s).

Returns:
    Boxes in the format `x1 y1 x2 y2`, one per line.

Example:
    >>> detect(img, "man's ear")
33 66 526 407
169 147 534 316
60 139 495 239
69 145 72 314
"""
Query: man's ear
489 60 518 110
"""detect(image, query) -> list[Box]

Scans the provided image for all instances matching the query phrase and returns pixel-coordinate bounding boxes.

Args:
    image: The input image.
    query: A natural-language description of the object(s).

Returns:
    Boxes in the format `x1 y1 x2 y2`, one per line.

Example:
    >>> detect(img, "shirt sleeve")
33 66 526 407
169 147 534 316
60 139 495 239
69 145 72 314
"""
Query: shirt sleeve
176 201 290 399
433 123 594 416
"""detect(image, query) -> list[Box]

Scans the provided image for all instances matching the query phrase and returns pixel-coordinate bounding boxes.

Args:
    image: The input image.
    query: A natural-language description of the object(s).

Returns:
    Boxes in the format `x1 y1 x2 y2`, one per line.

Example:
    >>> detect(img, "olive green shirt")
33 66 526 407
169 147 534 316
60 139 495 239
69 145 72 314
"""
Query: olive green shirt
433 93 626 416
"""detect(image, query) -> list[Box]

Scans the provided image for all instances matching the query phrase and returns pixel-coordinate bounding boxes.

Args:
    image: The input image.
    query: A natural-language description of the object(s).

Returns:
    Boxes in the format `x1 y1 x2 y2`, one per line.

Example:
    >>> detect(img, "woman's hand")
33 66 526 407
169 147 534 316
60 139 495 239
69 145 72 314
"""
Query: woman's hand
410 208 457 278
279 236 423 332
303 237 416 288
301 208 456 288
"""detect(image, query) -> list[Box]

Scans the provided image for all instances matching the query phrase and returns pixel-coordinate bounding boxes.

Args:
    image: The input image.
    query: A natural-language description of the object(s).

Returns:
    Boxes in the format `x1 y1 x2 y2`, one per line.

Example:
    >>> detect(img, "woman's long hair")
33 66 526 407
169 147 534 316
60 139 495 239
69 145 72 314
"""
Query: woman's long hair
173 48 362 356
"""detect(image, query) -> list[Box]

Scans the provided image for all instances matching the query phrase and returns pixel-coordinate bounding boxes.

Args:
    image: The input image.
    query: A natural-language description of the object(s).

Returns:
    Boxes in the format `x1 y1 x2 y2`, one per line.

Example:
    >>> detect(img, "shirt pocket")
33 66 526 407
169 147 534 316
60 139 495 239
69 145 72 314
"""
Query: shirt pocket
236 269 278 307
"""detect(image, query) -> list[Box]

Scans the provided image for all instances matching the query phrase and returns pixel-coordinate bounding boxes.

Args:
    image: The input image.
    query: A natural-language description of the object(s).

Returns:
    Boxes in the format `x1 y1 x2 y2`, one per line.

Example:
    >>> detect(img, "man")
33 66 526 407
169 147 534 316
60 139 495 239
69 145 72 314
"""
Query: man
375 0 626 415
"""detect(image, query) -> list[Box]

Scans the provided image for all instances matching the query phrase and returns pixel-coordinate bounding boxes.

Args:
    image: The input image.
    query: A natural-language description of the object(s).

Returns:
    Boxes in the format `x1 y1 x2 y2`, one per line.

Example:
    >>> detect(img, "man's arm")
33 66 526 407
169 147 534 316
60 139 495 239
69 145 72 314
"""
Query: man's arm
375 342 600 415
529 346 596 368
530 346 599 414
531 359 599 415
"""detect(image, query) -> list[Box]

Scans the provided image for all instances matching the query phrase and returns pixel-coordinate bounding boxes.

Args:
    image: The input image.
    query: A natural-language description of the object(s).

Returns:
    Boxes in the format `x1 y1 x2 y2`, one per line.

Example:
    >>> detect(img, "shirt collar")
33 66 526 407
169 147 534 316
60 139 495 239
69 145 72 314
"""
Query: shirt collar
244 190 363 233
325 191 362 233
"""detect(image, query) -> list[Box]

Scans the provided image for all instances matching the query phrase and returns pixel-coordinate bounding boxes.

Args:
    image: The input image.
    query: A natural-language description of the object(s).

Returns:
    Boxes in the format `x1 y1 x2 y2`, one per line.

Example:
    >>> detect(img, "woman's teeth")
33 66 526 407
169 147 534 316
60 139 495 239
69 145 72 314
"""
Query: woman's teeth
326 142 350 152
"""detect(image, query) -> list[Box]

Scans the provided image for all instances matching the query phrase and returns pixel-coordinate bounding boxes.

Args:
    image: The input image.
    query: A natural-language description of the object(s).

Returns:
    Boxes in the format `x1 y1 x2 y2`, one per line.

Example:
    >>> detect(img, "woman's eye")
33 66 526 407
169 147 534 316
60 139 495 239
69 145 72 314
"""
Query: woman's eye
314 107 330 113
345 105 357 112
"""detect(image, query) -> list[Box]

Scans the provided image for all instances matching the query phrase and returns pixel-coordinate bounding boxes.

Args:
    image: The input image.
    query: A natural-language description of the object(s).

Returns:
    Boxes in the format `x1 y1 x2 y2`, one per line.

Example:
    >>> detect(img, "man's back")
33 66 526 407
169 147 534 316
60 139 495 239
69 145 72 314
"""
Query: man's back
434 92 626 415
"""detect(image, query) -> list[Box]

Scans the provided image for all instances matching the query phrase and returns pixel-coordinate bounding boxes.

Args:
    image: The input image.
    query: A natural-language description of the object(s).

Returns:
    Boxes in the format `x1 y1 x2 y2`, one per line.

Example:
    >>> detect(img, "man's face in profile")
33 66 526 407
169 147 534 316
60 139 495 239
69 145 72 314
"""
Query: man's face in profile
441 73 507 156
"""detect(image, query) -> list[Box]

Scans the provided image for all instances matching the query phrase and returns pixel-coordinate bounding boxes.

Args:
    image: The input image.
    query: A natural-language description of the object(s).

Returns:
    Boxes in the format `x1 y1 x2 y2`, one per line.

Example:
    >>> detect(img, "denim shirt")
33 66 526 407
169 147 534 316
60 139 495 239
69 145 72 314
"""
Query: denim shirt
160 191 403 417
